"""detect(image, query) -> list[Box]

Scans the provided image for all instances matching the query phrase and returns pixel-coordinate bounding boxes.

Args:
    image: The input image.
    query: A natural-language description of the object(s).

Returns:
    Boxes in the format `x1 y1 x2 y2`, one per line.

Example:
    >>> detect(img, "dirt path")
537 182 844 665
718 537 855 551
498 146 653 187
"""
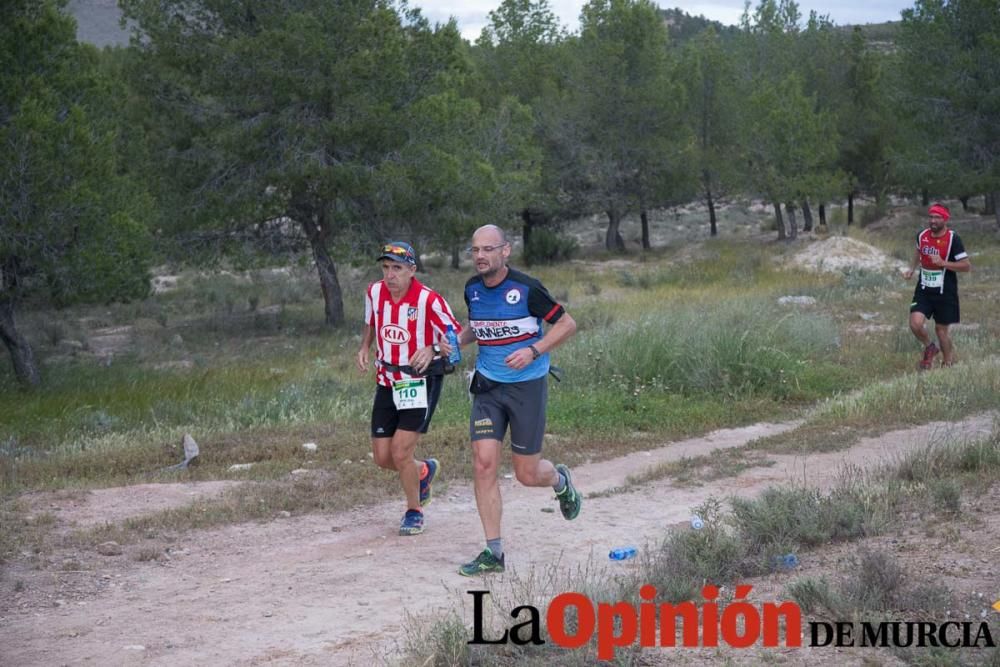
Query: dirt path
0 414 995 666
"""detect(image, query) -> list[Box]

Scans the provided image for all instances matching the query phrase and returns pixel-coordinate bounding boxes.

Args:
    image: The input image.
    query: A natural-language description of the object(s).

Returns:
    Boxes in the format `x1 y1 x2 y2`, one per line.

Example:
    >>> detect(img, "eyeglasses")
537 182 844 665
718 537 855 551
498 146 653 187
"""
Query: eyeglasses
466 243 508 255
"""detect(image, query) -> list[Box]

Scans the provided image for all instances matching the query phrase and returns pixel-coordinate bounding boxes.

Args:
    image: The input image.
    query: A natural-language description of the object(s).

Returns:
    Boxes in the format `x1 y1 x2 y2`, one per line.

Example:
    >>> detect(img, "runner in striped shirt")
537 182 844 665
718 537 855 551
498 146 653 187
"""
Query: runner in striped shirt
356 241 462 536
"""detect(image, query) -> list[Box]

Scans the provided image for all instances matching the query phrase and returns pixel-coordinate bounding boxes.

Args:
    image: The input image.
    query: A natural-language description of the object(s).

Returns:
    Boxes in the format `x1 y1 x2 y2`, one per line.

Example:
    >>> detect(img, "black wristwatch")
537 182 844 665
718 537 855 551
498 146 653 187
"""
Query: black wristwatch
528 344 541 360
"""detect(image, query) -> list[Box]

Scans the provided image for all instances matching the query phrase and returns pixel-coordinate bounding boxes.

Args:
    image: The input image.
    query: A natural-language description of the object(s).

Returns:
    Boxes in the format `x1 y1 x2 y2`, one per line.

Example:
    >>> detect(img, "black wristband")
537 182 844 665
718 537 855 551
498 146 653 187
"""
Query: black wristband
529 344 541 360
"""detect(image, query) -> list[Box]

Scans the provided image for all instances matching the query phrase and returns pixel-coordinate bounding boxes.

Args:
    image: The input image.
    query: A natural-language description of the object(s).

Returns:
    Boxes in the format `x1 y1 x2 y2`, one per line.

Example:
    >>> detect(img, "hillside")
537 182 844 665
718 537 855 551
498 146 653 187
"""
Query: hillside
67 1 898 49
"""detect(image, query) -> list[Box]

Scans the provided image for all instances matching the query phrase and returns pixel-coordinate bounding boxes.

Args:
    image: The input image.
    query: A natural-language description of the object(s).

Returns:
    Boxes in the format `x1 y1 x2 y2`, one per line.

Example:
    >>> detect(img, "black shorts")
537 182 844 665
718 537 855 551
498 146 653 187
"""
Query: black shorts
370 376 443 438
469 375 547 455
910 287 960 325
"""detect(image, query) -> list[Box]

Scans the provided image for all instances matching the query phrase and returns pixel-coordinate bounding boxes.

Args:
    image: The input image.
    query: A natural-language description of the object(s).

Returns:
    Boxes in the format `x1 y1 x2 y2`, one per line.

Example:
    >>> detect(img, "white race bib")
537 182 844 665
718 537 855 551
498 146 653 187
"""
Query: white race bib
920 268 944 289
392 379 428 410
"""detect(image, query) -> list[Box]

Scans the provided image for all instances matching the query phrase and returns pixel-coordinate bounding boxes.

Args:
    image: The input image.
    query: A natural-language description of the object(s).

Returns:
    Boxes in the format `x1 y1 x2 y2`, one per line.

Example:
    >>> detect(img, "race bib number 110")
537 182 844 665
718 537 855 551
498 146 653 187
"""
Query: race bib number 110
392 379 428 410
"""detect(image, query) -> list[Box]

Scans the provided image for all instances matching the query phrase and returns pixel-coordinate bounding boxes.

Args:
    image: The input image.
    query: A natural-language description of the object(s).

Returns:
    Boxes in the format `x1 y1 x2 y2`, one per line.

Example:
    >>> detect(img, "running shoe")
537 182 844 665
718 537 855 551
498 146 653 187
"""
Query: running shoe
458 548 505 576
419 458 439 506
919 342 940 370
399 509 424 536
554 463 582 520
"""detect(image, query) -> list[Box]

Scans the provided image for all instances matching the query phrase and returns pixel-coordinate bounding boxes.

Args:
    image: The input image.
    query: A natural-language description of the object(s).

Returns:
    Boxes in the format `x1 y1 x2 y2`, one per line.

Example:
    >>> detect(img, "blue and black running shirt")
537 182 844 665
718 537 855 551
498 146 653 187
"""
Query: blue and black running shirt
464 268 565 383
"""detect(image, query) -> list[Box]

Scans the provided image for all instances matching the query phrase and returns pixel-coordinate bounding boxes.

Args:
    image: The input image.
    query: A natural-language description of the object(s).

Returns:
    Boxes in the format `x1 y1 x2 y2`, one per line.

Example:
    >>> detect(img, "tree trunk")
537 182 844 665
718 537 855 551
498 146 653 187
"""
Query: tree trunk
521 208 548 266
640 209 651 250
921 188 929 206
819 203 827 226
0 295 40 387
875 189 887 219
801 200 813 232
991 192 1000 229
959 196 969 212
704 170 717 237
296 207 344 328
605 208 625 252
521 208 535 264
985 192 997 216
773 201 786 240
450 244 460 270
785 202 798 240
847 191 855 225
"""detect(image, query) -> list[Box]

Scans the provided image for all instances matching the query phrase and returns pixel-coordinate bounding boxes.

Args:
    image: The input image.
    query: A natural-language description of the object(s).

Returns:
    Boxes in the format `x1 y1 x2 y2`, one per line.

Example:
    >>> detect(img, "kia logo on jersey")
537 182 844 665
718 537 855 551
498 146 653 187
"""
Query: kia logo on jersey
380 325 410 344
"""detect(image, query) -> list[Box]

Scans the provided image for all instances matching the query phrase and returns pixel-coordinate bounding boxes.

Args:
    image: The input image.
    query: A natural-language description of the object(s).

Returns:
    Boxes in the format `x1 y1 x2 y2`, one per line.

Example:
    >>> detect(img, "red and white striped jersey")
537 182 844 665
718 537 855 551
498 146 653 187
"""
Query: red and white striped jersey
364 278 462 387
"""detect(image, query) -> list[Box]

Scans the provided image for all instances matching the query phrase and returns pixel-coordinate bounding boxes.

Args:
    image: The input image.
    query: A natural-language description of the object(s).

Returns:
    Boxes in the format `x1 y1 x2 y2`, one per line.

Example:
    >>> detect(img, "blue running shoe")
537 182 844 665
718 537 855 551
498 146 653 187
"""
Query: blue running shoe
399 509 424 536
419 458 439 506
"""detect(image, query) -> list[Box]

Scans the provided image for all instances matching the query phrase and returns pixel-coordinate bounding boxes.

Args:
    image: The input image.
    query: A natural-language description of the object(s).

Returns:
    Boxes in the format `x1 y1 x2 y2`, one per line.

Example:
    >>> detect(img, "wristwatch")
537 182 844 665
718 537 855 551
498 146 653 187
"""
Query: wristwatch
528 344 541 360
432 343 441 355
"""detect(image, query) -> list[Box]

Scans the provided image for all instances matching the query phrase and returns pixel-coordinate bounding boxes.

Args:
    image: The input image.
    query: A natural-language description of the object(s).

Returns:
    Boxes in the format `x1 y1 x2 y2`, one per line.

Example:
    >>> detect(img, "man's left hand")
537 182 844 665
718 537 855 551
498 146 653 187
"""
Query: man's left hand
410 345 435 374
504 347 535 370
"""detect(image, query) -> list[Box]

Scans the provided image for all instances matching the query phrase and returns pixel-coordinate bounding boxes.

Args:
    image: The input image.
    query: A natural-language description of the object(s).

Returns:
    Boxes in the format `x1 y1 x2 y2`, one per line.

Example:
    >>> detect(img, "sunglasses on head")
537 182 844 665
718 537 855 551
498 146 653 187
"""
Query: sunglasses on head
382 244 412 257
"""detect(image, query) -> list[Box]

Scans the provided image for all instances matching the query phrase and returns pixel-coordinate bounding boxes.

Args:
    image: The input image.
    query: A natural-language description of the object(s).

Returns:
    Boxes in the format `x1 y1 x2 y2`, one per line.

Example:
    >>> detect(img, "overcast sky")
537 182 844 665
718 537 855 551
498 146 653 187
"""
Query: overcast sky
416 0 915 40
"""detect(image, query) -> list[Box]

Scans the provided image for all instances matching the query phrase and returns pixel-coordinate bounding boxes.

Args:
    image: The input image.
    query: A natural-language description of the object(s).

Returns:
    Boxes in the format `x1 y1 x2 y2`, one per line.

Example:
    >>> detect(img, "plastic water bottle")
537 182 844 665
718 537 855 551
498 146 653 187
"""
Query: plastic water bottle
609 546 638 561
690 514 704 530
445 325 462 364
778 553 799 569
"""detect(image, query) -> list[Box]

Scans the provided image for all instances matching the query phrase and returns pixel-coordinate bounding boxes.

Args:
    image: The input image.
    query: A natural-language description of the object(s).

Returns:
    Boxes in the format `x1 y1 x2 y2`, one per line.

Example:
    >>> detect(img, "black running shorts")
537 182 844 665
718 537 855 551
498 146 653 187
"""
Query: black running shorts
910 287 960 325
469 375 547 455
370 376 443 438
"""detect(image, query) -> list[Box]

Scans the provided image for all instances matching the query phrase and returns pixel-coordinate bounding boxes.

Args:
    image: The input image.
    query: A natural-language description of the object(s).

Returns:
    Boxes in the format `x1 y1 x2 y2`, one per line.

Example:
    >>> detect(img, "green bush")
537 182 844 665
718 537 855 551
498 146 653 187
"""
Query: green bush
523 227 578 265
560 298 838 399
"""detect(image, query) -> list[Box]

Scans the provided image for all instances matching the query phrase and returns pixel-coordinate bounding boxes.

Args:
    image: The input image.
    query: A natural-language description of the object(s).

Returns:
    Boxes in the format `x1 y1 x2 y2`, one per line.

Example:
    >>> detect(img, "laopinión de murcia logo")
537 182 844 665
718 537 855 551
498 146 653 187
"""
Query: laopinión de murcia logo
466 585 998 661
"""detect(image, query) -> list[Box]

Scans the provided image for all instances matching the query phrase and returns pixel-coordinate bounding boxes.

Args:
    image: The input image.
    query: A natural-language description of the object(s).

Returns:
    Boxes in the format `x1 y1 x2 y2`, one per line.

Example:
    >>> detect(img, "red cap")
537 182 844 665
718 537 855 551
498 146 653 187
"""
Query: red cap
928 204 950 222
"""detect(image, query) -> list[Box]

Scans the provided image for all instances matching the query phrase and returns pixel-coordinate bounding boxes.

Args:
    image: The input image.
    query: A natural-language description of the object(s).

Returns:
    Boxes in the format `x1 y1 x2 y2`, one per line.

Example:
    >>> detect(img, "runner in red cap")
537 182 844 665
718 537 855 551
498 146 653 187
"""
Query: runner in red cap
903 204 971 369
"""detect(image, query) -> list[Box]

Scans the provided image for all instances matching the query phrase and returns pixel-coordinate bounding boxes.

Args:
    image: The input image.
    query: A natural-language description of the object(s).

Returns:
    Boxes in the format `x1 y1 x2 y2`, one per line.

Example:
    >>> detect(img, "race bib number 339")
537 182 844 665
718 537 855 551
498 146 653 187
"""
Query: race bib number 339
392 379 428 410
920 268 944 289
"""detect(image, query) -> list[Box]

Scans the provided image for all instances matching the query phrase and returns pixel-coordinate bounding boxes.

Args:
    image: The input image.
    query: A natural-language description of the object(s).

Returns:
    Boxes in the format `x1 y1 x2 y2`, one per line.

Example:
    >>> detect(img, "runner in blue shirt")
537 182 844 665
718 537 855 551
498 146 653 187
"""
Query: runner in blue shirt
454 224 581 576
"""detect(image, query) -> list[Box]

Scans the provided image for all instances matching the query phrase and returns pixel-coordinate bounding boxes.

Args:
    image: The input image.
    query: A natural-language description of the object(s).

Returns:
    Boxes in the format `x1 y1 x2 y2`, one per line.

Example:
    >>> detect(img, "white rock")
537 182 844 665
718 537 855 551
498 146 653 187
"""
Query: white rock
302 442 318 452
96 541 123 556
181 434 199 462
290 468 310 475
228 463 254 471
777 296 817 306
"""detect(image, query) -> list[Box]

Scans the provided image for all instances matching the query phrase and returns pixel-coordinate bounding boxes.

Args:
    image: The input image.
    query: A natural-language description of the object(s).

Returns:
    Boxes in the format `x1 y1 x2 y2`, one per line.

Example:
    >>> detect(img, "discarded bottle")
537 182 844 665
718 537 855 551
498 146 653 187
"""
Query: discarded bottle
777 553 799 570
445 325 462 364
690 514 704 530
609 546 638 561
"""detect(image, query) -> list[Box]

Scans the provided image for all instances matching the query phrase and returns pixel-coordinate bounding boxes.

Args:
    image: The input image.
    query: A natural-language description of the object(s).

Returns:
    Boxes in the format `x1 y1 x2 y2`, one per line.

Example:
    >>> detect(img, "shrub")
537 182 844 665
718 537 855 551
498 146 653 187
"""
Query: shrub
523 227 578 265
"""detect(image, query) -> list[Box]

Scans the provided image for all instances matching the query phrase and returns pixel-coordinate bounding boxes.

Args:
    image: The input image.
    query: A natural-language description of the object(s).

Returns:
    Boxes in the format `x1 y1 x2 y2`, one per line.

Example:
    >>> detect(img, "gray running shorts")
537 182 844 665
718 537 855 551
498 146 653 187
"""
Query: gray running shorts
469 375 547 455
